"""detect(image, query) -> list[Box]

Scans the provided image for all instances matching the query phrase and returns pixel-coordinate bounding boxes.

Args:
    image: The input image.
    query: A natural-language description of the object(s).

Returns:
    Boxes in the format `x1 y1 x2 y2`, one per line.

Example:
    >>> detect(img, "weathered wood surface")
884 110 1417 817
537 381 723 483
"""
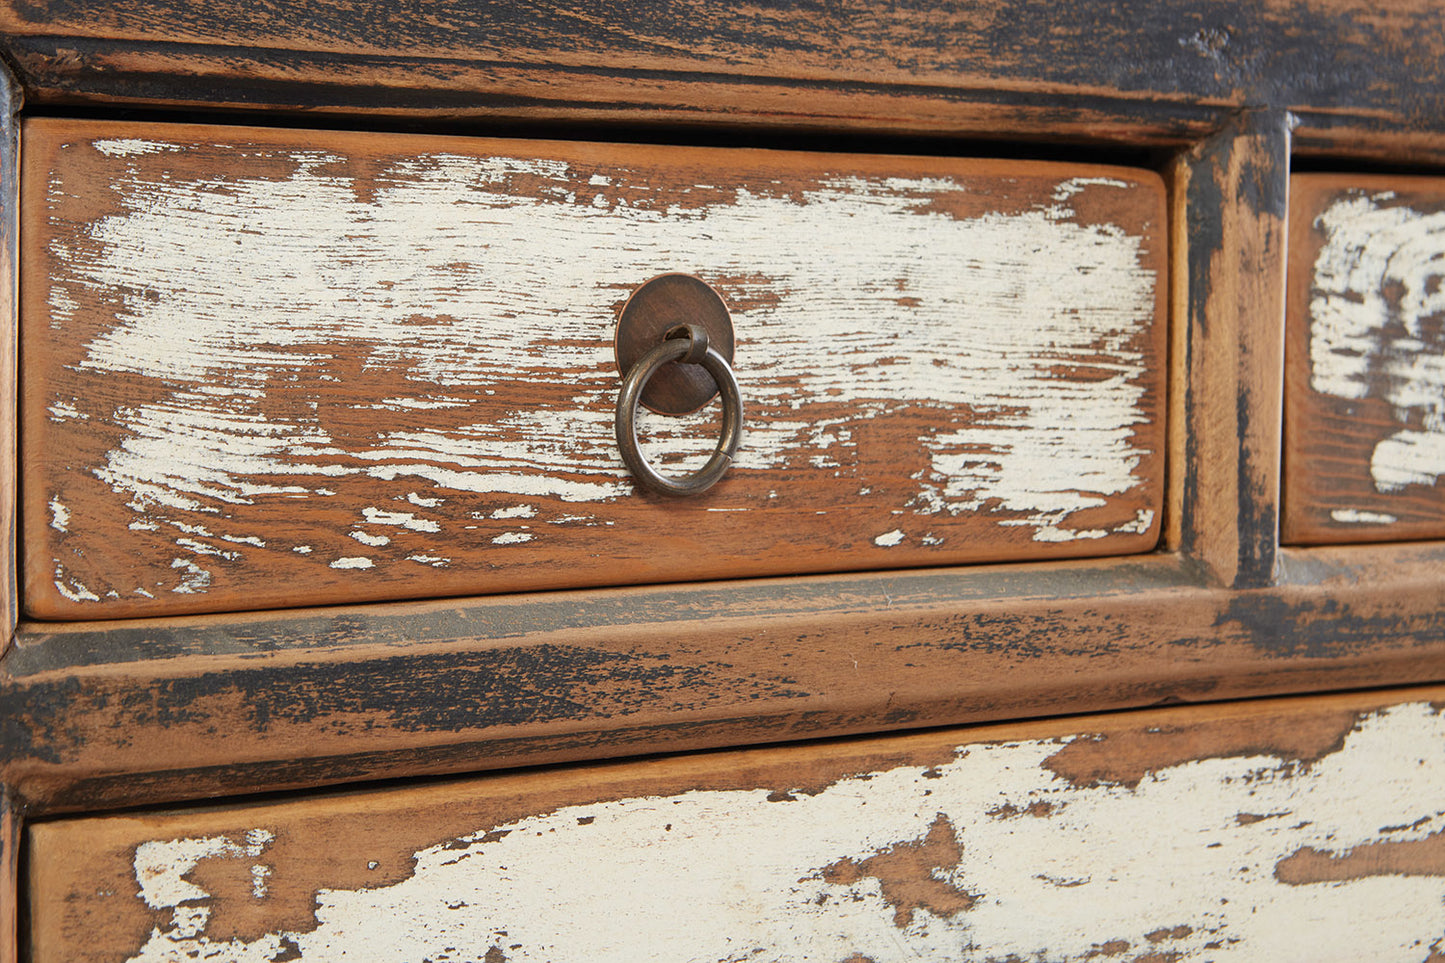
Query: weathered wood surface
22 119 1166 619
1 1 1445 162
0 63 18 649
1166 111 1288 588
0 791 15 963
26 685 1445 963
1285 174 1445 545
4 542 1444 816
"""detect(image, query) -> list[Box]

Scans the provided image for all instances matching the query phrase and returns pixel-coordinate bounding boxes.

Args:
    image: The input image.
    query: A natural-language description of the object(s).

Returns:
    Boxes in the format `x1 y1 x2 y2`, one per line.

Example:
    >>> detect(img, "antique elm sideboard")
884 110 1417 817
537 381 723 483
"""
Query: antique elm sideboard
1 3 1445 960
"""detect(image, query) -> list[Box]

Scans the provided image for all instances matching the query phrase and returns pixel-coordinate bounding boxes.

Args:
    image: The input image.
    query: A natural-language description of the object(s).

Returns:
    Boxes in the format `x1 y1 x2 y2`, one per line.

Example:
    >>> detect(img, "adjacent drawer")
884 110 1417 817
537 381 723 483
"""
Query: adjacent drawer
27 687 1445 962
24 120 1166 619
1285 174 1445 543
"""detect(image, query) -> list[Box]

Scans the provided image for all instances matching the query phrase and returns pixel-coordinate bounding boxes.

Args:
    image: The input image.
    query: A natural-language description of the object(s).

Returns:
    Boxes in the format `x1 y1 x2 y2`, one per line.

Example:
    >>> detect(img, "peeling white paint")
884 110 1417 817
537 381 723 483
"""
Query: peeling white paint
1309 193 1445 494
48 498 69 532
491 504 538 519
168 558 211 594
132 829 272 911
361 507 441 533
874 529 905 547
41 139 1161 603
348 530 390 547
94 137 168 157
52 575 99 603
121 703 1445 963
491 532 534 545
329 557 373 570
1330 507 1400 525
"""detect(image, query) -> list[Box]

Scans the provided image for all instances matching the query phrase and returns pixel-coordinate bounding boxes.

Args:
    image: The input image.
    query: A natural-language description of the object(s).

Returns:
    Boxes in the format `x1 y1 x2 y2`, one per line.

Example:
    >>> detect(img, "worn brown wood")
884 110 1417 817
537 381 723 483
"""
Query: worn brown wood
26 684 1445 962
0 791 15 963
1284 174 1445 545
3 541 1444 816
0 63 18 650
22 119 1167 620
1166 110 1289 589
1 1 1445 162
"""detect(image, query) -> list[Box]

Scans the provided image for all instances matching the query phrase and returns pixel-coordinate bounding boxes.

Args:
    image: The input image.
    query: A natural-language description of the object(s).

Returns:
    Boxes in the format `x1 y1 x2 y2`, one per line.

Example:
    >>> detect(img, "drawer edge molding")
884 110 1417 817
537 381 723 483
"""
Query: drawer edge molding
3 543 1444 815
3 2 1445 161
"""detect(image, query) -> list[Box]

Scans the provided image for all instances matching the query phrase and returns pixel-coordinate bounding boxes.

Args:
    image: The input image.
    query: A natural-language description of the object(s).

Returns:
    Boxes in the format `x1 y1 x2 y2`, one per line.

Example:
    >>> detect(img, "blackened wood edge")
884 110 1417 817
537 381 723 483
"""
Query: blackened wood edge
0 61 17 653
0 1 1443 160
3 542 1443 816
1167 110 1289 589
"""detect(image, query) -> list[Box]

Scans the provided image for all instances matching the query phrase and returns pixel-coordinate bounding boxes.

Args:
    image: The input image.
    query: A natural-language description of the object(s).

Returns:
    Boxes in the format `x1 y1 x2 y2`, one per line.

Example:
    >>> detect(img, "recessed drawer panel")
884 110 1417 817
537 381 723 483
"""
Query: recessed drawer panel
1285 174 1445 543
23 120 1166 618
27 688 1445 962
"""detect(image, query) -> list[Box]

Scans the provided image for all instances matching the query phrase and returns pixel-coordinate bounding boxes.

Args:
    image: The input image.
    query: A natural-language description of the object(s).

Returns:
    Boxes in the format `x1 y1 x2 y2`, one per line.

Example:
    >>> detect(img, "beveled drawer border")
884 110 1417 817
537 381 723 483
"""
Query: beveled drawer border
3 0 1445 165
1 89 1444 963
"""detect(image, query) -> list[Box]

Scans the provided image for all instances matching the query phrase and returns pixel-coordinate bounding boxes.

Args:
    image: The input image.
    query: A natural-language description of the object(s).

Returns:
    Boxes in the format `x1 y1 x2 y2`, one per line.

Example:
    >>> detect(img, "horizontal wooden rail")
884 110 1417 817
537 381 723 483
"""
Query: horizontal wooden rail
3 542 1443 815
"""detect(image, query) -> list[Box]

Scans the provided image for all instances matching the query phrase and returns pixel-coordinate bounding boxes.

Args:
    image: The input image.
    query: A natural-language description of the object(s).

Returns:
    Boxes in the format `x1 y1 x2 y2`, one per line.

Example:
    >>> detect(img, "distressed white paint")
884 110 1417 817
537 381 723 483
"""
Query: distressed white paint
121 702 1445 962
48 497 69 532
328 557 373 570
1309 192 1445 495
1331 507 1399 525
491 532 534 545
43 141 1160 600
873 529 905 547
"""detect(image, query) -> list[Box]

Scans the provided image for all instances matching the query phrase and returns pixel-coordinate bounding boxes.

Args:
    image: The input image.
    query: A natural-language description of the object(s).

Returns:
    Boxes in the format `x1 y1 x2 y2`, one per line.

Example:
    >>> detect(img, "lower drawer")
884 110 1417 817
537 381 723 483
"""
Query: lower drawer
27 686 1445 962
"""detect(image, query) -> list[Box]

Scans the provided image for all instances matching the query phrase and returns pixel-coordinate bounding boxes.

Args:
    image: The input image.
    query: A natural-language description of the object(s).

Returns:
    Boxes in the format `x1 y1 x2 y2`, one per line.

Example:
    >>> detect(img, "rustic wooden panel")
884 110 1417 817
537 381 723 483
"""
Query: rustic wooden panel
26 685 1445 962
4 542 1444 816
1166 110 1288 588
1284 174 1445 545
21 119 1167 619
1 1 1444 161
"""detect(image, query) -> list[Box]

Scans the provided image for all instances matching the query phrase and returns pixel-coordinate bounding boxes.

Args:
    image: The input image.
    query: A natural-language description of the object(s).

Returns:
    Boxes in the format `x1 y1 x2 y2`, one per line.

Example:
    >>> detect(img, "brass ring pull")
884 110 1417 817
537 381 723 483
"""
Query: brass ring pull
615 324 743 496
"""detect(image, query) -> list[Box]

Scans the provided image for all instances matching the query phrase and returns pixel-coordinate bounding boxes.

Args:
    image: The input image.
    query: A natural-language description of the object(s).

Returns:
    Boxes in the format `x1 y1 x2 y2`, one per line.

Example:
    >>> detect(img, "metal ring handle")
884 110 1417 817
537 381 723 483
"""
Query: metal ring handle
616 328 743 496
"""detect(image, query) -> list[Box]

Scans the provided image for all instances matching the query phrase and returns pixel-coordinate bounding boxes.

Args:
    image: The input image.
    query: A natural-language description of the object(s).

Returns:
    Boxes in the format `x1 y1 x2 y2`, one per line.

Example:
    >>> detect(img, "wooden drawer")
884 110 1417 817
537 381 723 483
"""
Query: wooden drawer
22 120 1166 620
1284 174 1445 544
27 685 1445 962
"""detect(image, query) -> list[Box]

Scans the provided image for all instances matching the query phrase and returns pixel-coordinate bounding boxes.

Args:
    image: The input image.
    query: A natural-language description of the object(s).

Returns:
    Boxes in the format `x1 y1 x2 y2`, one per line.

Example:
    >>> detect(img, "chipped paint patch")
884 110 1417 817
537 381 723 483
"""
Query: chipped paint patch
328 557 373 570
1330 507 1399 525
120 702 1445 962
873 529 905 547
491 532 533 545
48 497 69 532
1309 193 1445 494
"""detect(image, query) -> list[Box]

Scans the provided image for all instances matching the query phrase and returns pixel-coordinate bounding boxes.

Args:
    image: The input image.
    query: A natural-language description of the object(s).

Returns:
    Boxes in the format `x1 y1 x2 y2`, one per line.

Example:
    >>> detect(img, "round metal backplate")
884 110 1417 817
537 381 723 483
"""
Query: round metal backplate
614 274 736 415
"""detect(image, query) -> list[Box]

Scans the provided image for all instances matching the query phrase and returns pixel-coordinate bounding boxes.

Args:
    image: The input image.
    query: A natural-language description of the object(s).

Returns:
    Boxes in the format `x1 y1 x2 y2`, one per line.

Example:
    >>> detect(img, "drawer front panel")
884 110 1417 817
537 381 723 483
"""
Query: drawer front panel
1285 174 1445 543
27 688 1445 962
24 121 1166 618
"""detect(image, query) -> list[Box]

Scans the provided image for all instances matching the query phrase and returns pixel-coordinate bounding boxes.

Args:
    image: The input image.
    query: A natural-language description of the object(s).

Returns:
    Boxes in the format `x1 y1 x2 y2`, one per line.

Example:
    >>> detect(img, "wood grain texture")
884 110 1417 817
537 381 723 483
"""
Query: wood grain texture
4 542 1444 816
0 64 18 650
21 119 1166 620
0 791 15 963
0 1 1444 161
26 685 1445 963
1166 110 1288 588
1284 174 1445 544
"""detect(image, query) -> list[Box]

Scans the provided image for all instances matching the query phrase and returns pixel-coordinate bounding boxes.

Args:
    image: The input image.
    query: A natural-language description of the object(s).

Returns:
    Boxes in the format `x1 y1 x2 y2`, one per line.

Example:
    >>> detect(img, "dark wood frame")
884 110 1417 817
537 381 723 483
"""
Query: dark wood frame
2 7 1444 962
